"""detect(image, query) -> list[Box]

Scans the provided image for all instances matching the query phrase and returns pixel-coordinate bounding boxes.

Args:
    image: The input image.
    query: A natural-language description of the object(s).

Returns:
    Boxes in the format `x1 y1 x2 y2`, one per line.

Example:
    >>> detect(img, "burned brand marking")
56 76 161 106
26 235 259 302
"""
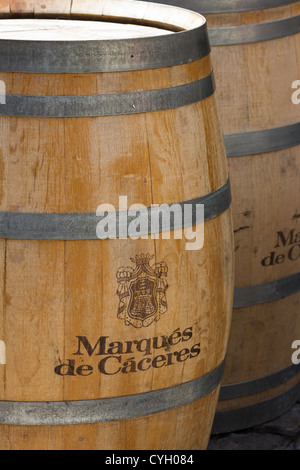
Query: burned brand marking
261 228 300 266
116 254 168 328
54 327 201 377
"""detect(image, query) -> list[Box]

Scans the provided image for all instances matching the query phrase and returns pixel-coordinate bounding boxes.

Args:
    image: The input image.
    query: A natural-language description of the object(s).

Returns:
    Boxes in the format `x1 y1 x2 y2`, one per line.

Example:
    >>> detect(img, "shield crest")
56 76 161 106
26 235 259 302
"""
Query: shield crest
116 253 168 328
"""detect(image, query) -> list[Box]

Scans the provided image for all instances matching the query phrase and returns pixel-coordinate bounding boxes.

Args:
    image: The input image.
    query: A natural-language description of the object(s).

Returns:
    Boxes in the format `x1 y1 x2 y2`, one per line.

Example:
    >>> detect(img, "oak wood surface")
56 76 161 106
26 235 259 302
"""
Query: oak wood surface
0 2 233 449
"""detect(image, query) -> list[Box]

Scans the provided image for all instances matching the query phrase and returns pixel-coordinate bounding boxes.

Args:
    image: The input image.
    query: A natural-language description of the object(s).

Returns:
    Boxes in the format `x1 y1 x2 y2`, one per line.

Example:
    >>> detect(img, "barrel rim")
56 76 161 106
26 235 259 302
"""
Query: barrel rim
138 0 300 14
0 1 211 73
208 14 300 46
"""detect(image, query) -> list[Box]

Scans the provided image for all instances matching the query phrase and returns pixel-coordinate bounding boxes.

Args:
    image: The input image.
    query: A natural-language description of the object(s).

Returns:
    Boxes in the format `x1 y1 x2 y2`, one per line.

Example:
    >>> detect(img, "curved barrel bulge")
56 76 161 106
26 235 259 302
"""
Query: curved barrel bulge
0 0 234 450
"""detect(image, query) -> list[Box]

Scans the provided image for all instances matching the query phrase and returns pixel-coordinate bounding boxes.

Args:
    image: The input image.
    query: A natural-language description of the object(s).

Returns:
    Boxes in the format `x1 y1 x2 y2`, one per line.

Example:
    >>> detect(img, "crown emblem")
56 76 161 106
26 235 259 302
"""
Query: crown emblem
116 253 168 328
130 253 153 266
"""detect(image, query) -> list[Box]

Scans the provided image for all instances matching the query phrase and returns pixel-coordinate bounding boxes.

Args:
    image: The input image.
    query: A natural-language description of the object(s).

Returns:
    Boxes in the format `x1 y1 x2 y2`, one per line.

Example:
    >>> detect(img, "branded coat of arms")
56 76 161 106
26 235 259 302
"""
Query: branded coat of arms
116 253 168 328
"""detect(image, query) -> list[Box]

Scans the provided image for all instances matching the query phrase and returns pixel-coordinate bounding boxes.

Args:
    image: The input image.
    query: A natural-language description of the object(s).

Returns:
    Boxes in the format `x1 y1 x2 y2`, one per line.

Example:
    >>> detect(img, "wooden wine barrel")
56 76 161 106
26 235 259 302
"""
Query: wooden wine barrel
0 0 234 450
144 0 300 432
207 0 300 433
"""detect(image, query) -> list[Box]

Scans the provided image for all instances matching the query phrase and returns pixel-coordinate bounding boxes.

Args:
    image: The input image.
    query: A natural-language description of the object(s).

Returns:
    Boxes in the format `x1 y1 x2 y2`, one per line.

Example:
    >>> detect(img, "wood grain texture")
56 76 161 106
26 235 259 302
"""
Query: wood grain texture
0 1 9 15
0 55 212 95
0 5 233 450
229 147 300 287
0 18 173 39
8 0 72 16
223 293 300 385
